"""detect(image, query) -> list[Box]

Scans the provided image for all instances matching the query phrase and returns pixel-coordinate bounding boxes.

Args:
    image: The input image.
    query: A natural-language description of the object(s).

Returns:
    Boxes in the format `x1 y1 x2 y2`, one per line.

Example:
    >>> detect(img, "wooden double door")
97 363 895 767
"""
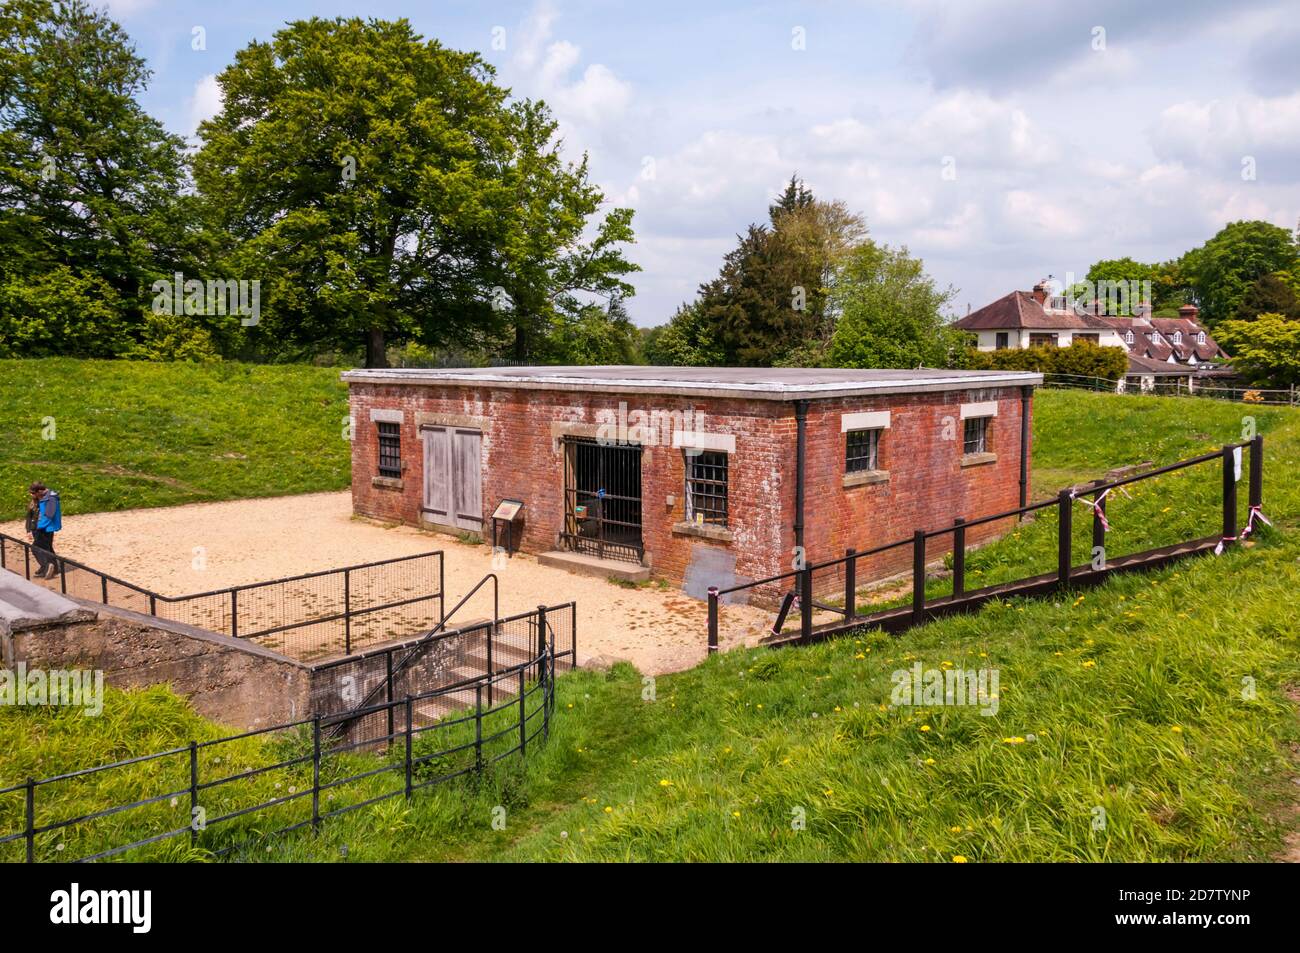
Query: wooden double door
421 425 483 532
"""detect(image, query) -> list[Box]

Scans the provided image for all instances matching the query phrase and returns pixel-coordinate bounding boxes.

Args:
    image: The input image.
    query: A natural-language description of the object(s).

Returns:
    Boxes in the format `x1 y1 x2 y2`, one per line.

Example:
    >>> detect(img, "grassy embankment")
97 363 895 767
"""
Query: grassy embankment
1 377 1298 861
0 358 349 521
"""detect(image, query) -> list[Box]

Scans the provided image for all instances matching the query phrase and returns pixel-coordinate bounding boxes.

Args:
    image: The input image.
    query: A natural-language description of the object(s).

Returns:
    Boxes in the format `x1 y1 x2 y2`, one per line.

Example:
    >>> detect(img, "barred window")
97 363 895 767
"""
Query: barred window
963 417 989 455
685 450 728 526
377 422 402 477
845 428 881 473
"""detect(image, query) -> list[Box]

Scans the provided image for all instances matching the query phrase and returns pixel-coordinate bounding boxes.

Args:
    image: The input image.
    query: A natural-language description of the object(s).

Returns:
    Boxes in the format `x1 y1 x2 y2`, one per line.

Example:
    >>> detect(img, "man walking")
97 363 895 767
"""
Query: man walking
27 481 62 579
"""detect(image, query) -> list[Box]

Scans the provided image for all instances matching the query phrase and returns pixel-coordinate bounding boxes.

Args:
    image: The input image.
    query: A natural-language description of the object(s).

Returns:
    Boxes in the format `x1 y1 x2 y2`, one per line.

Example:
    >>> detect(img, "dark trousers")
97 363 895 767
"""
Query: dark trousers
32 529 56 574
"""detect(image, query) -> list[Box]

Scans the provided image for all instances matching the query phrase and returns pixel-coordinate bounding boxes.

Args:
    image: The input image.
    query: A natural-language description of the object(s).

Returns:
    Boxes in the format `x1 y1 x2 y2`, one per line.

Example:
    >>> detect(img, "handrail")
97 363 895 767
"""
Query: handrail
0 625 567 862
327 571 500 736
0 531 440 603
0 532 445 655
707 436 1266 651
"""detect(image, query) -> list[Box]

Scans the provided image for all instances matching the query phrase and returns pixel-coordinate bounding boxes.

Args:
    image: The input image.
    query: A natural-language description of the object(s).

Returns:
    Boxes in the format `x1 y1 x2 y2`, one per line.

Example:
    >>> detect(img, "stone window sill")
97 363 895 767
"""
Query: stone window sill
672 520 733 543
960 452 998 468
843 469 889 488
372 476 404 490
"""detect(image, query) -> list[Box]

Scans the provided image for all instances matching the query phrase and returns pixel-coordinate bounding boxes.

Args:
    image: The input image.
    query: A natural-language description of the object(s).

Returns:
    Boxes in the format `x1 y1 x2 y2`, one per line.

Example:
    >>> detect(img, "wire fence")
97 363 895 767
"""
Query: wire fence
1041 372 1299 405
0 533 444 661
0 602 575 863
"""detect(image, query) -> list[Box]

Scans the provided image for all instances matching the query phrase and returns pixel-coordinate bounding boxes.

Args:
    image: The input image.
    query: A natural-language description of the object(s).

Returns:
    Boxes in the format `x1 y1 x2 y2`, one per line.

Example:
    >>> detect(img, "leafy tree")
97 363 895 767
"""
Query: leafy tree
769 173 813 221
1179 220 1300 326
1078 257 1157 315
0 0 197 356
694 223 816 365
825 241 961 369
1074 257 1194 315
536 297 640 365
1214 312 1300 387
195 17 635 367
1233 272 1300 321
491 100 638 361
0 266 129 357
643 301 725 366
681 177 865 366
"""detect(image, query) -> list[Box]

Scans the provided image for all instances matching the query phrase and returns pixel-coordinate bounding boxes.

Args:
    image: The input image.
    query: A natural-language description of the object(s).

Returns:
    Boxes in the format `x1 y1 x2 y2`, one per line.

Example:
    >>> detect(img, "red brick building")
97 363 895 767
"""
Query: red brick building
343 366 1041 598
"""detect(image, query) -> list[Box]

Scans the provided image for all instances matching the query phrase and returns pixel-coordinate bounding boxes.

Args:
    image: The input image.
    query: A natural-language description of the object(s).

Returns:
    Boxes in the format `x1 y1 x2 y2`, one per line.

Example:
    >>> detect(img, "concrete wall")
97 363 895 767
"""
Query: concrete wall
3 573 312 731
349 381 1034 597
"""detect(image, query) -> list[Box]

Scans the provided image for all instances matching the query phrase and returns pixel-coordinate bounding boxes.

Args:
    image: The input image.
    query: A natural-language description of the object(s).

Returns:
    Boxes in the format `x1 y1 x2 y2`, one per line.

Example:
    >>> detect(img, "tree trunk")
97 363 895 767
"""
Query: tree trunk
365 328 388 368
513 320 527 362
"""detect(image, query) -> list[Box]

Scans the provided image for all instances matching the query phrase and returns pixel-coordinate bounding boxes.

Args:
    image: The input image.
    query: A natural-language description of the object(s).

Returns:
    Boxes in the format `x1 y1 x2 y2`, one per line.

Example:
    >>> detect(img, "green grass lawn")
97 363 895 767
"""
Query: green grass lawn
2 385 1299 862
0 359 349 521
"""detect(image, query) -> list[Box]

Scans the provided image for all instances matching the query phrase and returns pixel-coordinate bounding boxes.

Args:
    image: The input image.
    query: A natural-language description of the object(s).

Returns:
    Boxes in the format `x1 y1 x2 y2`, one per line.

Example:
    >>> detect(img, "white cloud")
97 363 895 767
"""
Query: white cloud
507 2 632 139
186 74 223 136
482 0 1300 326
1150 92 1300 181
902 0 1278 93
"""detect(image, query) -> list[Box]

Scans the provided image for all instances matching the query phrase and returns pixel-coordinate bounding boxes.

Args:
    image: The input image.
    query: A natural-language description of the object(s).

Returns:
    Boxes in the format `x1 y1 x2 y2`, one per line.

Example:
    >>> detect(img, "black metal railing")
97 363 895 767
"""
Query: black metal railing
707 436 1267 650
317 588 577 744
0 602 575 864
0 536 445 661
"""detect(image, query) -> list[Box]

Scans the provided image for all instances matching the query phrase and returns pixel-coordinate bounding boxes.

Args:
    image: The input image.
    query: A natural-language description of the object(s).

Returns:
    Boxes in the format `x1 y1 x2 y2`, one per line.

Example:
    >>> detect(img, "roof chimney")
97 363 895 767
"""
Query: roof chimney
1031 281 1048 305
1178 303 1200 324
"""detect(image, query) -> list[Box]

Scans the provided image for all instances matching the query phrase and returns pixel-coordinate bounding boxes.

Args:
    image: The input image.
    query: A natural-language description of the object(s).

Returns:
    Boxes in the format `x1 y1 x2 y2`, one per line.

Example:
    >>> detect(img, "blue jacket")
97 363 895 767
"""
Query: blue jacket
37 491 61 533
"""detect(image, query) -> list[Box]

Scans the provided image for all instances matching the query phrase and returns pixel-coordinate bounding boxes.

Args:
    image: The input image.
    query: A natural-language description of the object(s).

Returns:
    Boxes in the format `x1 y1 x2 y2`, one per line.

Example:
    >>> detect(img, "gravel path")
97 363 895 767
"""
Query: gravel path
1 492 772 674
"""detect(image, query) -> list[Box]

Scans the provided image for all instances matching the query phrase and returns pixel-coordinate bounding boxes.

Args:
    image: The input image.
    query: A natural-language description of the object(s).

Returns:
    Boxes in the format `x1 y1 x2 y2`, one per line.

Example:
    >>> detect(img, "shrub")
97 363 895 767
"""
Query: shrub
966 341 1128 380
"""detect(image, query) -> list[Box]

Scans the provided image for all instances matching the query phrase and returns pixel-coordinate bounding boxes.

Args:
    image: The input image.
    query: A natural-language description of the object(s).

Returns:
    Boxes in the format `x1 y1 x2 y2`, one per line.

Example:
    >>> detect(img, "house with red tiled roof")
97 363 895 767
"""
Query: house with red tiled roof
955 281 1233 392
955 286 1127 351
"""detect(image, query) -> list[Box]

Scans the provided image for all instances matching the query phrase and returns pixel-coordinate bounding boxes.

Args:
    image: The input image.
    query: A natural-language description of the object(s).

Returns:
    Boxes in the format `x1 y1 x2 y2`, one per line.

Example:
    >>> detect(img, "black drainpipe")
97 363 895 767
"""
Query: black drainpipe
794 400 809 551
1018 385 1031 517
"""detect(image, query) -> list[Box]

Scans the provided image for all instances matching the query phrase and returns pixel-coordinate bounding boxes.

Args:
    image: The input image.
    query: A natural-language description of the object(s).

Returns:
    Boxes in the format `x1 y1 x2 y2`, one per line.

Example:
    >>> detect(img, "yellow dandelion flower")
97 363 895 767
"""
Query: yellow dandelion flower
659 779 673 787
920 724 932 732
952 855 968 863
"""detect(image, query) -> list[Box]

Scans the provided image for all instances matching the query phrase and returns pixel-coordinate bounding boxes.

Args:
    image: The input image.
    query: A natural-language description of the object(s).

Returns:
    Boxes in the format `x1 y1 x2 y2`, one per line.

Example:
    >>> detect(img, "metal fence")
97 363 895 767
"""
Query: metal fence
0 604 573 863
708 437 1267 650
0 534 444 661
313 602 578 746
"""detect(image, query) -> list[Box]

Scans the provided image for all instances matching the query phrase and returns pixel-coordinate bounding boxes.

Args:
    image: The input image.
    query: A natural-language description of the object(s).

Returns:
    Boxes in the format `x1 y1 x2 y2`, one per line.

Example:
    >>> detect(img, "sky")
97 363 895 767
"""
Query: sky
104 0 1300 326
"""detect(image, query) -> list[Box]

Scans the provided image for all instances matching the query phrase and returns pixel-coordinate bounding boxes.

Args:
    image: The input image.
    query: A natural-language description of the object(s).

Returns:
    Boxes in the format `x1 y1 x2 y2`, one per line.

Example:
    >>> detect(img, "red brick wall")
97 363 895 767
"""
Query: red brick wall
348 382 1032 596
795 386 1031 592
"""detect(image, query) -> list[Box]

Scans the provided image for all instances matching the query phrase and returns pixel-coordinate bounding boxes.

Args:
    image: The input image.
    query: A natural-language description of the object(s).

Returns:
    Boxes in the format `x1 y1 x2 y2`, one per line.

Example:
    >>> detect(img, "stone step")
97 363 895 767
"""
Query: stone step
537 549 650 583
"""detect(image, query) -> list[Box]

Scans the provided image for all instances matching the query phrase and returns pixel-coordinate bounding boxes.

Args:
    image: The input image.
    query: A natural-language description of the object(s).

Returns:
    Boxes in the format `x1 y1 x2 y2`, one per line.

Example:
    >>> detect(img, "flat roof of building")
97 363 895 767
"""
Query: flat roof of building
341 365 1042 401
